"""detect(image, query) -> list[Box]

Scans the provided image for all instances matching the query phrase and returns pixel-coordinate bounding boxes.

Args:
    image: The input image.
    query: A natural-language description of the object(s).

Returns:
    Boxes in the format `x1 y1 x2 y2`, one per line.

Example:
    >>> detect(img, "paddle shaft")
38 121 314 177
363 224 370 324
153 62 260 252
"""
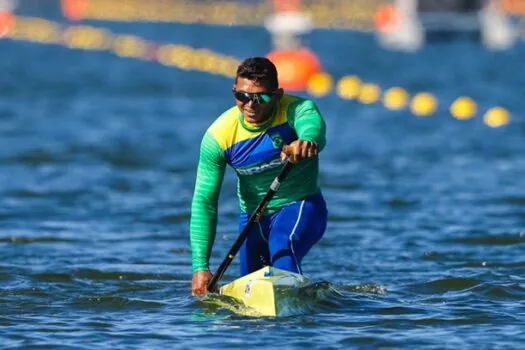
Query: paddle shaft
207 160 294 292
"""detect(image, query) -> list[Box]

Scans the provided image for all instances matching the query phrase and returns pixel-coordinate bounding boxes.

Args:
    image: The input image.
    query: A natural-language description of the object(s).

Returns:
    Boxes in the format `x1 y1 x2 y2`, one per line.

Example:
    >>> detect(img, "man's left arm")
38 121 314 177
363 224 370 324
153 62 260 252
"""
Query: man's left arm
291 99 326 150
282 99 326 162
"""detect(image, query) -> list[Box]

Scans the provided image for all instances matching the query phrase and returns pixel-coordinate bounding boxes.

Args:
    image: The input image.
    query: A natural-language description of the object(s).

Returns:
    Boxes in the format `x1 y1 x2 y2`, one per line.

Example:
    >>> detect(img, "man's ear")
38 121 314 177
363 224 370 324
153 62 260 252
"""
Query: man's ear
277 88 284 98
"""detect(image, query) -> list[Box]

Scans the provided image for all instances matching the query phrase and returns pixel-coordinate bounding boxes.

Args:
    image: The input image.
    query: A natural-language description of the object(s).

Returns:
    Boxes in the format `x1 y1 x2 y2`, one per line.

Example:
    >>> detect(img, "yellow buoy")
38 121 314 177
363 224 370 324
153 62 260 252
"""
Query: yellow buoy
450 97 477 120
410 92 438 116
383 87 409 110
483 107 510 128
113 35 146 58
306 72 333 97
336 75 361 100
358 83 381 104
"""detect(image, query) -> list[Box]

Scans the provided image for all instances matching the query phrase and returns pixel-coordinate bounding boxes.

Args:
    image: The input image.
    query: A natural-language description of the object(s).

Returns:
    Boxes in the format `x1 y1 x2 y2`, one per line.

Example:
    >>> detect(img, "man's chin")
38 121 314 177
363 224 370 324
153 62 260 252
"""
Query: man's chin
243 113 263 124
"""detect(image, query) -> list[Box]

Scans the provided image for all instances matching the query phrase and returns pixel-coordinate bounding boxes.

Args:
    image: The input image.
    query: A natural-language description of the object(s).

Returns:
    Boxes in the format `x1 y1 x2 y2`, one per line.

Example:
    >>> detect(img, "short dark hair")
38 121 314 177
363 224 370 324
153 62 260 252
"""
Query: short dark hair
236 57 278 90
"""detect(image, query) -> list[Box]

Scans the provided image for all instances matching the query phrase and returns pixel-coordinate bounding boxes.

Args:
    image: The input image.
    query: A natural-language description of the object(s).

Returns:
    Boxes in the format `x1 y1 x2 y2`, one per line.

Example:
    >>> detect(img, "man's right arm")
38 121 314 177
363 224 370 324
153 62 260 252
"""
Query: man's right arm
190 131 226 273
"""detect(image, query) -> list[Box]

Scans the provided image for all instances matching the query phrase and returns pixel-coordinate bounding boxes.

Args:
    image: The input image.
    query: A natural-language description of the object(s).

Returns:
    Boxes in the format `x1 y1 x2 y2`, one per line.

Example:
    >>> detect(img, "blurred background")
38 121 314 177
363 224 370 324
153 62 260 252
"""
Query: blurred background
2 0 524 121
1 0 524 348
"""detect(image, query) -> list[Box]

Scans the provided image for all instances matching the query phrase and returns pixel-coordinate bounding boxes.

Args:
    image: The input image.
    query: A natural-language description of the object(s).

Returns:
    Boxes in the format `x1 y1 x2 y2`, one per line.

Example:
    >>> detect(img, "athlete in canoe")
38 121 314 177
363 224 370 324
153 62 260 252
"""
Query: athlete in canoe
190 57 328 296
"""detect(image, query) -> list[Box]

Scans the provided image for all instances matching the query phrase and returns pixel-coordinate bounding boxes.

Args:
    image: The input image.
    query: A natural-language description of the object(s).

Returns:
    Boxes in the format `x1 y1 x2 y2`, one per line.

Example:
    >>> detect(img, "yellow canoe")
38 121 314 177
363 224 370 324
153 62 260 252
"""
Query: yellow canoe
219 266 309 317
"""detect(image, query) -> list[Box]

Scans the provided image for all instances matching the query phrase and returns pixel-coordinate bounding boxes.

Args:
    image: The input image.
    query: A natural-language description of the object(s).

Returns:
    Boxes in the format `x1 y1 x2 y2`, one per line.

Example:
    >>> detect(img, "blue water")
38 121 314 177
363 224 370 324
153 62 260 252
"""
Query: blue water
1 8 525 350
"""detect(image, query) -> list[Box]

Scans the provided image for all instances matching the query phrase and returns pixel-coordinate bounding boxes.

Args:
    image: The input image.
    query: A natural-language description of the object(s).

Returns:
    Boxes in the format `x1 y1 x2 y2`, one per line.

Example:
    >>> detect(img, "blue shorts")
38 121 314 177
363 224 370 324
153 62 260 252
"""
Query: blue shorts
239 192 327 276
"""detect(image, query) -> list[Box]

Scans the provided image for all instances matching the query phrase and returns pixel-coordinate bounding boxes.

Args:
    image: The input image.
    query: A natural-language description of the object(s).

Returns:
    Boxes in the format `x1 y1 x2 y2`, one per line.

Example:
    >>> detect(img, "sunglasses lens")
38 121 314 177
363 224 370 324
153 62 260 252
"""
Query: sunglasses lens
234 91 251 103
233 91 274 104
259 94 272 103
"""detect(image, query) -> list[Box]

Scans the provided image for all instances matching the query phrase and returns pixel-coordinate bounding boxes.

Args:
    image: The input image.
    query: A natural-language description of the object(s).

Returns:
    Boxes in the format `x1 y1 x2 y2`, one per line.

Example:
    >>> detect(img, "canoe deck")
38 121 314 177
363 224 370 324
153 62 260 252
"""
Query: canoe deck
219 266 309 317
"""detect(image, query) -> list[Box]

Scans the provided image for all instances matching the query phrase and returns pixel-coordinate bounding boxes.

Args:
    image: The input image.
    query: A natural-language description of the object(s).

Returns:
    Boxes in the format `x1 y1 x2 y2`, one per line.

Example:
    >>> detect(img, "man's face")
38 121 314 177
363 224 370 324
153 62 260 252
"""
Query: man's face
233 77 281 124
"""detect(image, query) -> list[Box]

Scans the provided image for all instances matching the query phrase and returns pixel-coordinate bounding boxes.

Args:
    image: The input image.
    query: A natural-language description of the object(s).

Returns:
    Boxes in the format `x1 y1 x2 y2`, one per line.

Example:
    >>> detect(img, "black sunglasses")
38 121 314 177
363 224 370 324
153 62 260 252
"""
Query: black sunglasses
232 88 277 104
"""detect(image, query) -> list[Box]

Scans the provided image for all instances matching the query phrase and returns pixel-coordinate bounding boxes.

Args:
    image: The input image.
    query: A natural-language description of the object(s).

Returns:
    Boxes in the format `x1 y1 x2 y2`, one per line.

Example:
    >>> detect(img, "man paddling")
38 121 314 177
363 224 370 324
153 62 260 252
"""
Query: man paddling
190 57 328 296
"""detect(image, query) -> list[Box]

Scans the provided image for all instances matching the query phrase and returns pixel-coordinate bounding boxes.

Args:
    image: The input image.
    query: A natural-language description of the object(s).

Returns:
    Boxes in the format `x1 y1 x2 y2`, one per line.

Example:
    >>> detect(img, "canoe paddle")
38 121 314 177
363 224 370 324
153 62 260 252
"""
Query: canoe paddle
207 159 294 293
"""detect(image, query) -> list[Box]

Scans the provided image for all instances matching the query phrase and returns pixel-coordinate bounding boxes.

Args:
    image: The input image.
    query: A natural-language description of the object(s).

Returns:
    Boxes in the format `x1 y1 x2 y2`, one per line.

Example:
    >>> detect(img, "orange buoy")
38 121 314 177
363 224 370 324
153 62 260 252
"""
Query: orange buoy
272 0 302 13
374 5 400 33
61 0 89 21
0 10 14 37
267 48 321 91
502 0 525 15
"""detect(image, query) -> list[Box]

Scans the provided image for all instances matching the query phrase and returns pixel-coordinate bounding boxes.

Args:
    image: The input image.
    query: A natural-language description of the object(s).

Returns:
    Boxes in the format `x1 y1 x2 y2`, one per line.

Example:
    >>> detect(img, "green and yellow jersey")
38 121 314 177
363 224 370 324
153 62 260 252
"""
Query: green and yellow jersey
190 94 326 272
